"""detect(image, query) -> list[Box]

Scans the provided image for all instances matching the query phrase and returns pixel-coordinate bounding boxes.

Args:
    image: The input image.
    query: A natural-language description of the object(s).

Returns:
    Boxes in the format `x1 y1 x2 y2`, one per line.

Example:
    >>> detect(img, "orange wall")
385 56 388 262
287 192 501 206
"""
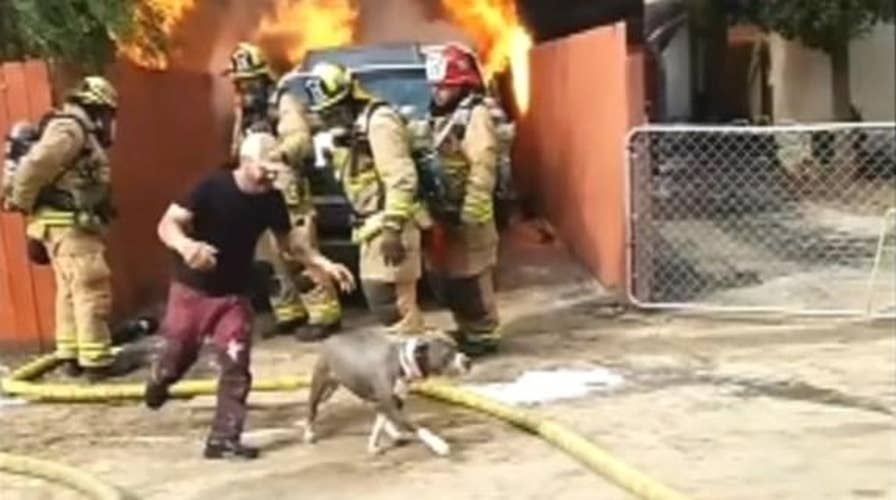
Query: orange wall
514 23 643 295
0 61 57 350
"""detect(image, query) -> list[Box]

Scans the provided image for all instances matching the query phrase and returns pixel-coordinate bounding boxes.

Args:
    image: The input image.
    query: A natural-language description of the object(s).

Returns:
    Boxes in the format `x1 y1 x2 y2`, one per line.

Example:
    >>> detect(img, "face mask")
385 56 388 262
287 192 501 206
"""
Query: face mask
107 119 117 146
320 103 354 129
430 86 465 116
91 110 116 148
238 79 270 114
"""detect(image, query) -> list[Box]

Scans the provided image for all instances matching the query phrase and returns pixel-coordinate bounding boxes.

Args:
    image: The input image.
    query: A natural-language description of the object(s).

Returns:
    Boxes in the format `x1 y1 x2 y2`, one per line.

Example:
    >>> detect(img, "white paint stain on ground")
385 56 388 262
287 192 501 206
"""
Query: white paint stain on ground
0 397 27 410
465 367 624 406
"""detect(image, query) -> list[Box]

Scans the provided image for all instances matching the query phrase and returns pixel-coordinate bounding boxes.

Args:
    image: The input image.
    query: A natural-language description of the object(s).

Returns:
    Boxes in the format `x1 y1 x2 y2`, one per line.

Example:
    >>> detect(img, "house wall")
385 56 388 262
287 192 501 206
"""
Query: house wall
661 21 692 120
768 22 896 122
514 22 644 294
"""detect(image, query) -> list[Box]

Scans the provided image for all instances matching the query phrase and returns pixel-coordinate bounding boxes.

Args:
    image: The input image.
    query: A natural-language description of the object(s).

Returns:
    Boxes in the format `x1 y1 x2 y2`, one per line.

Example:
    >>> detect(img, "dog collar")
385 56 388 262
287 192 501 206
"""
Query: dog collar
399 338 427 381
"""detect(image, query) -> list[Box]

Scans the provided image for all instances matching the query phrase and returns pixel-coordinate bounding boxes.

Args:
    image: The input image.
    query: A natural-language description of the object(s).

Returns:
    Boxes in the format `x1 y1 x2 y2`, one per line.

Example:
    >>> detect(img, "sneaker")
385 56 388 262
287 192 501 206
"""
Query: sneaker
144 378 170 410
203 438 260 460
295 321 341 343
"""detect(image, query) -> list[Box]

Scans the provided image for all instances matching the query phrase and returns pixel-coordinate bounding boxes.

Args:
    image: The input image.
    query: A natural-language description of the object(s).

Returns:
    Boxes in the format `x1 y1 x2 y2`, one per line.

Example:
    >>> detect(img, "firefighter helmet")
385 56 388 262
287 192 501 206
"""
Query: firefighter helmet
68 76 118 110
303 62 356 112
225 42 272 81
427 44 483 88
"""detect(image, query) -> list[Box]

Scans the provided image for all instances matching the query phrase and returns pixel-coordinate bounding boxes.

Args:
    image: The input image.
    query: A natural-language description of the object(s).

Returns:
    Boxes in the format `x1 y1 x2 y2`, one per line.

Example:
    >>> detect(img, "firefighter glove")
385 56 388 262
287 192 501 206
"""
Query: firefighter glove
26 238 50 265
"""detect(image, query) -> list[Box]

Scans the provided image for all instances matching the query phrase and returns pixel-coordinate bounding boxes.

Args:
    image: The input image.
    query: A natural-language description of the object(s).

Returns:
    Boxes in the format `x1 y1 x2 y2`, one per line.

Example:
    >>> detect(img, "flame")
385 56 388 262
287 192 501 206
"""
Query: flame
508 25 532 113
440 0 533 113
119 0 198 70
254 0 360 67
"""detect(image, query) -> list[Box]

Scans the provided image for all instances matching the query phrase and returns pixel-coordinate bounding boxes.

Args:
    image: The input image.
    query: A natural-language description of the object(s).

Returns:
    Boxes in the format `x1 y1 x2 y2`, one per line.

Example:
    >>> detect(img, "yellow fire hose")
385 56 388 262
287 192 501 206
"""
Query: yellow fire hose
0 452 124 500
1 354 693 500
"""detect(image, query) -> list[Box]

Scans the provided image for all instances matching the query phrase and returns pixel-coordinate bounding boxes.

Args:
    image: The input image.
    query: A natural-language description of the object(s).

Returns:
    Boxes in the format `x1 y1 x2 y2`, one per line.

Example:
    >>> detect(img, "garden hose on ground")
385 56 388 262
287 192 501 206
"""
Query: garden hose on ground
0 452 124 500
1 354 308 402
1 354 693 500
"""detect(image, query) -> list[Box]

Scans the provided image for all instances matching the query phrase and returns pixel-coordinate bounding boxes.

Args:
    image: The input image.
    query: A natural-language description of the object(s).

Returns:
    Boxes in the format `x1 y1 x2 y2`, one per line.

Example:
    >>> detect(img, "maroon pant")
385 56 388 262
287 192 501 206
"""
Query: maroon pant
151 282 253 441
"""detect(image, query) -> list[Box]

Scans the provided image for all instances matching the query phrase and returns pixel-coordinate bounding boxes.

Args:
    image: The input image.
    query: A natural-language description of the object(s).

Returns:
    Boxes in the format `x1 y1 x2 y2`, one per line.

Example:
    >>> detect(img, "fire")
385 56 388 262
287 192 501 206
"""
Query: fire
440 0 533 113
254 0 360 67
119 0 198 70
508 25 532 113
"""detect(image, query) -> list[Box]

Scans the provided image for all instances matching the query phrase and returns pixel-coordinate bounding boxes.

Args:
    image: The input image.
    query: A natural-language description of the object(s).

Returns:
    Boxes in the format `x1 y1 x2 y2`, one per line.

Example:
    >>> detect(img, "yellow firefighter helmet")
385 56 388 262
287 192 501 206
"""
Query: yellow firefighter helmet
225 42 272 81
303 62 374 112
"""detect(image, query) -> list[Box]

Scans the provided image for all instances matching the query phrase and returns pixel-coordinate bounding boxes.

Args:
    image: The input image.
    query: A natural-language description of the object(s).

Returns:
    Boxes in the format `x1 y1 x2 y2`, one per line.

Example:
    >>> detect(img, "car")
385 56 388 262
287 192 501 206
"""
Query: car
276 42 518 266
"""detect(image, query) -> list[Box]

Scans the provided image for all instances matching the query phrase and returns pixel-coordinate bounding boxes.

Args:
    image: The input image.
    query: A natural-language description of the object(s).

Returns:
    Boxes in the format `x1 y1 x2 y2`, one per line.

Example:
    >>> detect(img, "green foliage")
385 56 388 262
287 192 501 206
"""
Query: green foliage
739 0 895 53
0 0 167 72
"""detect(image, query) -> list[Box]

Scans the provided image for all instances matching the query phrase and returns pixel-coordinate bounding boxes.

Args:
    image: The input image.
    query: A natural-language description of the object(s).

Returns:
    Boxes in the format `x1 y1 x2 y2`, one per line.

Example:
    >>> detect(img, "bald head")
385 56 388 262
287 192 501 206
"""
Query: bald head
234 132 283 194
239 132 277 163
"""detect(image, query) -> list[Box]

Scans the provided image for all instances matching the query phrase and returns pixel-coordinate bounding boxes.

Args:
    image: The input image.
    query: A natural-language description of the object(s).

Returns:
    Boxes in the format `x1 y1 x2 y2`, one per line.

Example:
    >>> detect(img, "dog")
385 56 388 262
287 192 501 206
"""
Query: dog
302 329 472 456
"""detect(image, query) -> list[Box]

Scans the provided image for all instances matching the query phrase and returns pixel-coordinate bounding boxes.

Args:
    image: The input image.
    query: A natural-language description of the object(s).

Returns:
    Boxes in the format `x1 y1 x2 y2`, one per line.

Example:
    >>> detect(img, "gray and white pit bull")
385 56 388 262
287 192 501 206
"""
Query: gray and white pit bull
302 329 472 456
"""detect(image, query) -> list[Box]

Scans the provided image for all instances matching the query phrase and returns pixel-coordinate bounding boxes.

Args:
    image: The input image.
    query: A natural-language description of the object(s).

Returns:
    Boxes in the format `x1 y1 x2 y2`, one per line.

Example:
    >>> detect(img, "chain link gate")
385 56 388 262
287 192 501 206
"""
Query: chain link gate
626 123 896 317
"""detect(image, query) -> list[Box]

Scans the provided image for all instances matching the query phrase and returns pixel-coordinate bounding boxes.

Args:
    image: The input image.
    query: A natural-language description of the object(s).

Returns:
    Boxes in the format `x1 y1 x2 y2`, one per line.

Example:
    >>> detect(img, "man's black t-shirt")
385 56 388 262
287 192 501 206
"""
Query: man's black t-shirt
172 170 290 296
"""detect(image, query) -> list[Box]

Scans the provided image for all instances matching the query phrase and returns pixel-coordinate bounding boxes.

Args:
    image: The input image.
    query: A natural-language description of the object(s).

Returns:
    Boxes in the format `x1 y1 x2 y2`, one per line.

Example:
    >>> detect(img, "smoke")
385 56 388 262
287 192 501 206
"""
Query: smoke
358 0 470 45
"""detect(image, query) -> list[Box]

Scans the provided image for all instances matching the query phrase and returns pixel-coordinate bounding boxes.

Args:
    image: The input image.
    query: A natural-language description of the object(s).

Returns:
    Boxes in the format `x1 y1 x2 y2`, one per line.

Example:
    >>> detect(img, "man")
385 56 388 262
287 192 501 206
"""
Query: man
225 42 343 339
303 62 429 334
424 45 502 356
4 76 129 380
144 132 355 460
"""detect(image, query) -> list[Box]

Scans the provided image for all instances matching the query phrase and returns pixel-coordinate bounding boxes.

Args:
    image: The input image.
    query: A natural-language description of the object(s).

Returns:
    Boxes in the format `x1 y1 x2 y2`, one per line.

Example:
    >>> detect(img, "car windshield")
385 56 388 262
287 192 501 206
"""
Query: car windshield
283 67 431 119
355 68 431 118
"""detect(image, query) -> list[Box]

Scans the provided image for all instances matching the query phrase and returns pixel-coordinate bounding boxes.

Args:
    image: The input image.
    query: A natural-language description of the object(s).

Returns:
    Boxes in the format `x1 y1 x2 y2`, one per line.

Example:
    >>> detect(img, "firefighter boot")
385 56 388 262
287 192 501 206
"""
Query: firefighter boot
84 353 142 383
451 330 500 358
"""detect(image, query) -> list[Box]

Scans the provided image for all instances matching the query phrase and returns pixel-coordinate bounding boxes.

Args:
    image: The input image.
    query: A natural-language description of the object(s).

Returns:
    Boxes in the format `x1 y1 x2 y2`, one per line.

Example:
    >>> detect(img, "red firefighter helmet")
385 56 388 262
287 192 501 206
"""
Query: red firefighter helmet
429 44 483 89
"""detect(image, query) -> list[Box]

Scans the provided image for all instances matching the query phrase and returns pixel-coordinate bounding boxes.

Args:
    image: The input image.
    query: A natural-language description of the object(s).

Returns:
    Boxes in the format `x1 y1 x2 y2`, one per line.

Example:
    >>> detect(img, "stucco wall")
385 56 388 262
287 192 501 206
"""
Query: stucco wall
768 22 895 122
514 23 643 294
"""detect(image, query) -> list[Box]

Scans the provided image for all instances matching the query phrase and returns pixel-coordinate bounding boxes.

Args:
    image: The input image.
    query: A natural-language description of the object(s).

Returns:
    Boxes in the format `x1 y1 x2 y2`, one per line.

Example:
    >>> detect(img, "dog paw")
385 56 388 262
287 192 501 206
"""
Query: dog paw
367 444 385 456
417 428 450 456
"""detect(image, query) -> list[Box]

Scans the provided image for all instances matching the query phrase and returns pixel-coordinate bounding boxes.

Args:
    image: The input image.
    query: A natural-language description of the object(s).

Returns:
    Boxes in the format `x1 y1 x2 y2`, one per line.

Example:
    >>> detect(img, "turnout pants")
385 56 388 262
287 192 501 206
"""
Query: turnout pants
423 222 500 342
427 268 499 341
150 282 253 441
361 280 425 334
359 225 425 334
45 226 114 368
256 221 342 327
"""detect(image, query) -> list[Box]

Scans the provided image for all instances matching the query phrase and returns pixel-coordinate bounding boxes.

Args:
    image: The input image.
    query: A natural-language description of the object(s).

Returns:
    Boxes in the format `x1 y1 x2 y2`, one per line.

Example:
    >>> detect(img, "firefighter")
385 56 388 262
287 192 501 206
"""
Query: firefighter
4 76 134 380
303 62 429 334
224 42 343 340
425 45 501 356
